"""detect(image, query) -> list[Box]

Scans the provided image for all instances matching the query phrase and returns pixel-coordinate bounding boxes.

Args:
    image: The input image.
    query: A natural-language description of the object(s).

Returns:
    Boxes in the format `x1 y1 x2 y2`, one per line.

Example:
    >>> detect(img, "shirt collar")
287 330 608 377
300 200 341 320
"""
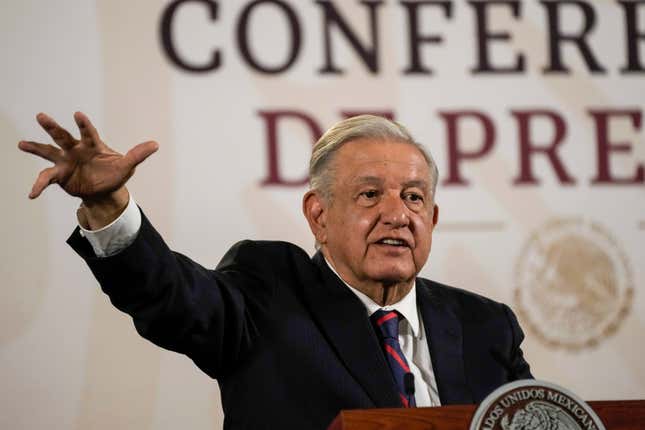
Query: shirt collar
323 257 421 338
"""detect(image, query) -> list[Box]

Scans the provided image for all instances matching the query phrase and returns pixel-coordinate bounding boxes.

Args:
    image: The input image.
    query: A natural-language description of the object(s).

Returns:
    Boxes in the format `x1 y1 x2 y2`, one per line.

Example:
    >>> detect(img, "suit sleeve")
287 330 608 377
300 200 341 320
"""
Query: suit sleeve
501 304 533 380
67 210 276 379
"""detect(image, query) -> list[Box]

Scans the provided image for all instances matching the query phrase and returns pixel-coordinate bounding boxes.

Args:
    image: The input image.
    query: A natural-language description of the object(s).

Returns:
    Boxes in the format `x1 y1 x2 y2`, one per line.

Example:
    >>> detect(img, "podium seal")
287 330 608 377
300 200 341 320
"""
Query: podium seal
470 380 605 430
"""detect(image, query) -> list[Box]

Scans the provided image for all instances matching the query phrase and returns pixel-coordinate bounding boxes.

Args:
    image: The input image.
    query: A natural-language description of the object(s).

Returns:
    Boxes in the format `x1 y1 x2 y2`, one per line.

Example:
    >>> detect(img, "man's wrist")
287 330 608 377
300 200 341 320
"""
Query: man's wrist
78 192 142 258
79 187 130 230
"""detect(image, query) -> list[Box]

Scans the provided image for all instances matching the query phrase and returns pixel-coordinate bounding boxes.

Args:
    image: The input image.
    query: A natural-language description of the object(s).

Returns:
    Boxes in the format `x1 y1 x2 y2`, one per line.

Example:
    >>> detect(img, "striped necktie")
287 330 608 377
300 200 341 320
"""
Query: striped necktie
370 309 416 408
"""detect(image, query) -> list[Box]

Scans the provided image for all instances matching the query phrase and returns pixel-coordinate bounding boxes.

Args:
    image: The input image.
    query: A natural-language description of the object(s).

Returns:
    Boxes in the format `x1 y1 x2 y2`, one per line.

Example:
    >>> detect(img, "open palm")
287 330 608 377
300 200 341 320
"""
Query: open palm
18 111 158 200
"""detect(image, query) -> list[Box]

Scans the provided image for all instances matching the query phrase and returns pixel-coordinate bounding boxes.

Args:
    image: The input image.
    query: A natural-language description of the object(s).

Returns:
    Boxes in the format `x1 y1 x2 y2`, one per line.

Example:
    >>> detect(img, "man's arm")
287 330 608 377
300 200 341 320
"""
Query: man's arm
500 304 533 380
67 212 276 379
20 112 272 378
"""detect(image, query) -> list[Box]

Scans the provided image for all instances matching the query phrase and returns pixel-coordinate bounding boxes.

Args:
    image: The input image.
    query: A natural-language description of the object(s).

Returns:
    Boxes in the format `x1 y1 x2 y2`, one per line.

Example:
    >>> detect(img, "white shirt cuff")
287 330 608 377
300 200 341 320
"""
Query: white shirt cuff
78 193 142 258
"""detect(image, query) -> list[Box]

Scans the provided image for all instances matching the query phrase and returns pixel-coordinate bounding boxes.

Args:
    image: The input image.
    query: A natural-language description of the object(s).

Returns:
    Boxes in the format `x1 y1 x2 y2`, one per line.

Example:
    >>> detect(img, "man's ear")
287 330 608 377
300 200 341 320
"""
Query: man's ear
302 190 328 244
432 204 439 227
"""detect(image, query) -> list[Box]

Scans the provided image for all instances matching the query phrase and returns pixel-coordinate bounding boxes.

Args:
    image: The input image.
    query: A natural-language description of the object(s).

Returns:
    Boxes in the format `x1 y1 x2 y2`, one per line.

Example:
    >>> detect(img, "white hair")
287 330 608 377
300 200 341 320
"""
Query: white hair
308 115 439 201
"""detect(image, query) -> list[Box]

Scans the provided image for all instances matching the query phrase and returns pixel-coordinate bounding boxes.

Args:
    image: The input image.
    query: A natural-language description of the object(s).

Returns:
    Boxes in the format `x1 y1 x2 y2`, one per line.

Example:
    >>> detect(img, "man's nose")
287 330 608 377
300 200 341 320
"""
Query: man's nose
380 193 409 227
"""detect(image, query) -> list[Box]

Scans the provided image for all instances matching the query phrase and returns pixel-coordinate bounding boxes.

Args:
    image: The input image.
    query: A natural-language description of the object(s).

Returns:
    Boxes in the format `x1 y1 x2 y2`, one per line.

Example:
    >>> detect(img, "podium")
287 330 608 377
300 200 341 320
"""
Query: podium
327 400 645 430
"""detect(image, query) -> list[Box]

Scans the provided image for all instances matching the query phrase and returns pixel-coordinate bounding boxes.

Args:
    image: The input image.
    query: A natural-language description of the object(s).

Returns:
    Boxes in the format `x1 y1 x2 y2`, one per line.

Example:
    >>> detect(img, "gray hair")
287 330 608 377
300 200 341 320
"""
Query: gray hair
308 115 439 202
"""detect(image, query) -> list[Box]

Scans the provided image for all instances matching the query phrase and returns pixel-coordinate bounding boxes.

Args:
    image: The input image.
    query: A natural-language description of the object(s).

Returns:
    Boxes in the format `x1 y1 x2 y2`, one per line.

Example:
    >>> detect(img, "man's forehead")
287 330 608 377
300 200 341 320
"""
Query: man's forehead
337 140 429 167
330 139 434 189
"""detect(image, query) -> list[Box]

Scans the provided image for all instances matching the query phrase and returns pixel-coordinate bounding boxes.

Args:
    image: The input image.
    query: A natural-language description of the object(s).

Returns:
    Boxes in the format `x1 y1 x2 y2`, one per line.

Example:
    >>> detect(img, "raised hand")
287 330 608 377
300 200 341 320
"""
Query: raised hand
18 111 158 201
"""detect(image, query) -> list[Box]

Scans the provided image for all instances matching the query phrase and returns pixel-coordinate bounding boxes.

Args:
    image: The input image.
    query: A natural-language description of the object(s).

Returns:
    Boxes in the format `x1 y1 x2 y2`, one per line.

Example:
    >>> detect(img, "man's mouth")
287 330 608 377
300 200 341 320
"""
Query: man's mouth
376 238 408 247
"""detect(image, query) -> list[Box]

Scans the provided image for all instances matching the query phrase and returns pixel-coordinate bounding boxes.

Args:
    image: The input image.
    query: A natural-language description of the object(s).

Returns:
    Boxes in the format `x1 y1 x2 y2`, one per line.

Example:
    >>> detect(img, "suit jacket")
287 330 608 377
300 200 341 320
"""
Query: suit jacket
68 212 531 430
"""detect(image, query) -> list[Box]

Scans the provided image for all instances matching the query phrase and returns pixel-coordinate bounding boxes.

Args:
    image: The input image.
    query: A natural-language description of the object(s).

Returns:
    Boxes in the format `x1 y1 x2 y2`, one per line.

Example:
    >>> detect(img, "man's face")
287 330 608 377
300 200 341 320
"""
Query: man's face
316 138 438 289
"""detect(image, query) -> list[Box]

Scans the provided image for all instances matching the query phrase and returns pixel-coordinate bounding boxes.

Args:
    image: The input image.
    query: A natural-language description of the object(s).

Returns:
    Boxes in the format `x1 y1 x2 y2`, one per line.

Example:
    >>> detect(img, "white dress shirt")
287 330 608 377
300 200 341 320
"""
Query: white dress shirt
78 193 141 257
79 196 441 407
323 260 441 407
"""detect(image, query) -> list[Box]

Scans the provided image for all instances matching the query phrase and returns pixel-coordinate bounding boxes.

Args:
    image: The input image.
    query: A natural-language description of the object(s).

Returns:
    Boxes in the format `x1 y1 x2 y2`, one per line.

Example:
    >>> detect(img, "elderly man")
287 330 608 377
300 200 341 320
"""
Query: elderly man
19 112 531 429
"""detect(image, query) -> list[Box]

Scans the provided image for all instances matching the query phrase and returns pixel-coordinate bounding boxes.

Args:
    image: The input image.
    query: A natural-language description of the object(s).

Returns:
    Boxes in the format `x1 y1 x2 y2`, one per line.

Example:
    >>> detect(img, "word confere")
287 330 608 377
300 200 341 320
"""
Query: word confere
160 0 645 75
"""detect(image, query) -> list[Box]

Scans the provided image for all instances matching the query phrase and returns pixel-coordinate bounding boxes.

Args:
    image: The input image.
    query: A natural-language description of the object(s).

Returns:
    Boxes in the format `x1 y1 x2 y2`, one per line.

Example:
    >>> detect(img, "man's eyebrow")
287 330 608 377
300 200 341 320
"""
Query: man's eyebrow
403 179 430 190
350 177 430 191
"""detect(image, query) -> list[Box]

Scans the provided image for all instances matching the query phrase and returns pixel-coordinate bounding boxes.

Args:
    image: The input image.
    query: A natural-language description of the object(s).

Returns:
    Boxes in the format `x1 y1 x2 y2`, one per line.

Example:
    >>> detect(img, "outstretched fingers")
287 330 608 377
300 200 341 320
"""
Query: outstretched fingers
18 140 63 162
73 111 101 145
122 140 159 169
30 166 60 199
36 113 77 150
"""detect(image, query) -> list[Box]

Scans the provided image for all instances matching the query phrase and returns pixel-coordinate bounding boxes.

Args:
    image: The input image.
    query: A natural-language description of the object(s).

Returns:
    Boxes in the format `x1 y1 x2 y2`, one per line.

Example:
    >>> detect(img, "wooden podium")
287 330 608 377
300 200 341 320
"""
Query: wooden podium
327 400 645 430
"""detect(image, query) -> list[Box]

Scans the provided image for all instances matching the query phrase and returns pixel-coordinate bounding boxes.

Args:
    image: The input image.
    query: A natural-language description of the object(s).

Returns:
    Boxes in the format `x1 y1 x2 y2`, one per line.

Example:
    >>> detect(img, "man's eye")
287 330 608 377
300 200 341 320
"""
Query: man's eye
405 193 424 202
361 190 378 199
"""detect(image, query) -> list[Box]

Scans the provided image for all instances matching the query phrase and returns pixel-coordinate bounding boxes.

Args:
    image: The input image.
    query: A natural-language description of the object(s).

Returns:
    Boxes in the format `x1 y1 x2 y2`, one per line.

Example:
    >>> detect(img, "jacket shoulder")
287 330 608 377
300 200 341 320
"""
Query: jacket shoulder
216 239 313 276
416 277 511 322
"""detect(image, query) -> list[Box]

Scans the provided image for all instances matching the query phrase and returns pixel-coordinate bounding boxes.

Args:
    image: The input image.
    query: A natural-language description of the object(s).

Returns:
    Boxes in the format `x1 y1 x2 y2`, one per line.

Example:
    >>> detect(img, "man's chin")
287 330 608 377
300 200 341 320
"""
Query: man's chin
368 268 416 286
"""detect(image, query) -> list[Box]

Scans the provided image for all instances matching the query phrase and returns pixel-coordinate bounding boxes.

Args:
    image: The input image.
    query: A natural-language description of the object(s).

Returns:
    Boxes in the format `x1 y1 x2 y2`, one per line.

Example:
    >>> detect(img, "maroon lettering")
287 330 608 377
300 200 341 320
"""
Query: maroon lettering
512 110 575 185
589 109 644 184
258 110 322 186
439 110 496 186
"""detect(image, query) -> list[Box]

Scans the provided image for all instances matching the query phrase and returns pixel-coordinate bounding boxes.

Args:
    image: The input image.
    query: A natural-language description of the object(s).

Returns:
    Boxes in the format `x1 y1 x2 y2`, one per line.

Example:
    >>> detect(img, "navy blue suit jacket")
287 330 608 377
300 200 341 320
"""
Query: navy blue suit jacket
68 212 531 429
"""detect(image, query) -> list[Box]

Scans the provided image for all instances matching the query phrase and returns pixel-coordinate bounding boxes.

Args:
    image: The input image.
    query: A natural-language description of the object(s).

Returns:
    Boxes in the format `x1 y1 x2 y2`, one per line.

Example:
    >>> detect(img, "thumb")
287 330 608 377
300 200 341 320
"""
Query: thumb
123 140 159 168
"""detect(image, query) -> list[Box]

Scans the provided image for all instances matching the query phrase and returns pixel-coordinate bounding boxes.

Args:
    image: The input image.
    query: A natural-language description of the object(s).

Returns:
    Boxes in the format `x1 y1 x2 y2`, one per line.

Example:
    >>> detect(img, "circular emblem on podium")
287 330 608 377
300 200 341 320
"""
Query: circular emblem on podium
514 218 633 350
470 380 605 430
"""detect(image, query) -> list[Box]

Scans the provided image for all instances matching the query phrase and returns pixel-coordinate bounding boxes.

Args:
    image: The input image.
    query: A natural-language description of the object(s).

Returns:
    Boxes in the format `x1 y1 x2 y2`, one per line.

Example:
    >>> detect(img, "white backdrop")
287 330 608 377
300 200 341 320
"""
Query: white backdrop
1 1 644 429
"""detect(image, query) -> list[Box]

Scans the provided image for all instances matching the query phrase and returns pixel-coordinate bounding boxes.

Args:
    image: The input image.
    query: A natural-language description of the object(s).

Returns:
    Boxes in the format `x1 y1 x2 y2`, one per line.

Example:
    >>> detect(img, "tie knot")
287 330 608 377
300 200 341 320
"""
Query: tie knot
371 310 400 339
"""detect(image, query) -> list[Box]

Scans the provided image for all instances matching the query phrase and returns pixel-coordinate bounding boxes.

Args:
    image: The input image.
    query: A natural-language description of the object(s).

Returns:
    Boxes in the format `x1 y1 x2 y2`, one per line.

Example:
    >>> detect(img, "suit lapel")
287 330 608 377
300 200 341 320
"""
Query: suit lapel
298 252 401 407
416 281 473 404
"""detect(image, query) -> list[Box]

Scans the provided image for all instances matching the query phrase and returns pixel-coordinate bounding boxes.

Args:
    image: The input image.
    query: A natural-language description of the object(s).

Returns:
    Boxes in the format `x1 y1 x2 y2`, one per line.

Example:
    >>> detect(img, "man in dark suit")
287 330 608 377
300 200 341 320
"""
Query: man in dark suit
20 112 531 429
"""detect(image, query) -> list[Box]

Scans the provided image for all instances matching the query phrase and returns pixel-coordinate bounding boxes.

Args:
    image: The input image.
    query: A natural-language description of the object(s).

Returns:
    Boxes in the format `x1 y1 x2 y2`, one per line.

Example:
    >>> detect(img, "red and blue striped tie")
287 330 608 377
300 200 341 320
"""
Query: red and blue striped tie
370 310 416 408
